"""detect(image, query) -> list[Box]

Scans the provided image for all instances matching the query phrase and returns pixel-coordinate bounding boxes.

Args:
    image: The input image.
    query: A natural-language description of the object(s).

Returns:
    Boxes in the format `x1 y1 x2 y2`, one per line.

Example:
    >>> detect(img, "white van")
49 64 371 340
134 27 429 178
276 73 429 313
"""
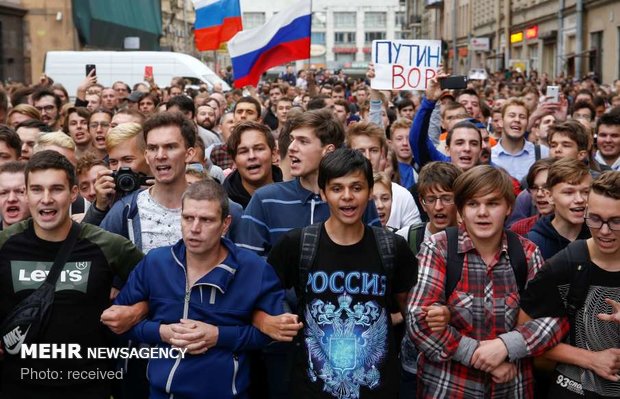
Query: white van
44 51 231 98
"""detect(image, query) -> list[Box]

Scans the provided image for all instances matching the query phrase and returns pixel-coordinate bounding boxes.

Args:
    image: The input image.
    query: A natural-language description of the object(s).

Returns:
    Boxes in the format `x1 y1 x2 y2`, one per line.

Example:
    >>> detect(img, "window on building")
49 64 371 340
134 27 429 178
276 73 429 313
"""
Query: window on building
395 12 406 30
335 32 356 44
395 31 409 40
243 12 265 29
333 12 356 28
365 12 386 29
311 32 326 45
335 53 355 64
312 12 326 29
590 31 603 79
365 31 386 43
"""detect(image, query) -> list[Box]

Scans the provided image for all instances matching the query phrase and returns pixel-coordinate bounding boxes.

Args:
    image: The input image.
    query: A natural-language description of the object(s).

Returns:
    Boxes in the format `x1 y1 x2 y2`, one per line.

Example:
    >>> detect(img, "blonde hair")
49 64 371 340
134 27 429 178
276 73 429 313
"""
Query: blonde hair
105 122 145 152
7 104 41 122
34 132 76 152
372 172 392 195
389 117 412 136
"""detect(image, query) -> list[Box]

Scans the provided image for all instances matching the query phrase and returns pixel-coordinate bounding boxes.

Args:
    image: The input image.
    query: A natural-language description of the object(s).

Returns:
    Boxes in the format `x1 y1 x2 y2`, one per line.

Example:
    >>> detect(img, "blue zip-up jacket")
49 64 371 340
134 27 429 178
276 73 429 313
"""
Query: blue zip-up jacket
409 97 449 166
114 238 285 399
100 189 243 250
234 178 381 256
526 214 591 260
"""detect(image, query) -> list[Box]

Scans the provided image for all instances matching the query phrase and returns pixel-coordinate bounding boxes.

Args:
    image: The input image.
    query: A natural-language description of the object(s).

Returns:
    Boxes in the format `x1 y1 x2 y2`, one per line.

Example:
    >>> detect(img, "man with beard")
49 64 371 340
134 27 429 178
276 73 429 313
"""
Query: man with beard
32 88 62 131
195 103 221 146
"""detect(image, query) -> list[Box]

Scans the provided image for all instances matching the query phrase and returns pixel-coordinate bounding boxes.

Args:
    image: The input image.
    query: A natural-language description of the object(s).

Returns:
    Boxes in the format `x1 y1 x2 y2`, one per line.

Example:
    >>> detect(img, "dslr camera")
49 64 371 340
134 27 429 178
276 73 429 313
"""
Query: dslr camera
112 167 151 194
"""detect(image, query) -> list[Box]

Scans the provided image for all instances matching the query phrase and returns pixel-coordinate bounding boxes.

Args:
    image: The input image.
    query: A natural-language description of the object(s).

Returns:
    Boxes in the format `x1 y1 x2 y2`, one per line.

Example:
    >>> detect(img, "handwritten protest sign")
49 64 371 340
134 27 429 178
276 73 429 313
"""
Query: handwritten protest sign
371 40 441 91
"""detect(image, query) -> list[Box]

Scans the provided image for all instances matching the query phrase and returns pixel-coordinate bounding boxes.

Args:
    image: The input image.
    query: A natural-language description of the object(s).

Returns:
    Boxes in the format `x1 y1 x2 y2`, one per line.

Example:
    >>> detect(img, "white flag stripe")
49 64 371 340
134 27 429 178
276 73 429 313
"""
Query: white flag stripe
192 0 220 9
228 0 311 57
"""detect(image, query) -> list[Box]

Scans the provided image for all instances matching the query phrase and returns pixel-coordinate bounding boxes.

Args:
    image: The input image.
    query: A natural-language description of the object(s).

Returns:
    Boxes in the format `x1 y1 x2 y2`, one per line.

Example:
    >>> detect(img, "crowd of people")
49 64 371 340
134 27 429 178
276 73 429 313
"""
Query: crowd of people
0 61 619 399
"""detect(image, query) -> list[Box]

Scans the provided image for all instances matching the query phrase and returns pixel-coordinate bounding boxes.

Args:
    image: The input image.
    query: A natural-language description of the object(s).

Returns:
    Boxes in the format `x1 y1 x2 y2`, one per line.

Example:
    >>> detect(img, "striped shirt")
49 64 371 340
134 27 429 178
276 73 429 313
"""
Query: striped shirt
407 226 568 398
235 178 380 256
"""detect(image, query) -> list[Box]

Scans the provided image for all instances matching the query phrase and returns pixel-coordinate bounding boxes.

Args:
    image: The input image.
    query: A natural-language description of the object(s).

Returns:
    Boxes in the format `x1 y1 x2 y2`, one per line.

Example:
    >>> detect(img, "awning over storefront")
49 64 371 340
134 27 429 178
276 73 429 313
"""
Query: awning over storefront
72 0 162 50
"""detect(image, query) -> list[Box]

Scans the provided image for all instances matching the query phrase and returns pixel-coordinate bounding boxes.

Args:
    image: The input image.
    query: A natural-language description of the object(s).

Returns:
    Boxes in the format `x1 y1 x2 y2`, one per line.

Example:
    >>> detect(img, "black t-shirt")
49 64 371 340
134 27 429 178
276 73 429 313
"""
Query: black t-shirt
0 220 143 388
520 248 620 397
268 224 417 399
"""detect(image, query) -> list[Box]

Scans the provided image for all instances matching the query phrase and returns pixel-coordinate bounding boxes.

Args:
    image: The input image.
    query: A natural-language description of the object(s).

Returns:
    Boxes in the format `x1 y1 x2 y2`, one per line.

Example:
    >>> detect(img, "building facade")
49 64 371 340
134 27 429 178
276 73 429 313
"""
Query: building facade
241 0 406 73
415 0 620 83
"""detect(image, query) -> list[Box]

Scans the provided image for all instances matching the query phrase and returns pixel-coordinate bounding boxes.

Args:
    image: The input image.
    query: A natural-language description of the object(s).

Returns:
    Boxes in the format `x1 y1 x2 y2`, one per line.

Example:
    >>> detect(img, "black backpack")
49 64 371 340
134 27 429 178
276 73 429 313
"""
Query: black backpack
544 240 591 345
297 223 396 305
443 226 528 299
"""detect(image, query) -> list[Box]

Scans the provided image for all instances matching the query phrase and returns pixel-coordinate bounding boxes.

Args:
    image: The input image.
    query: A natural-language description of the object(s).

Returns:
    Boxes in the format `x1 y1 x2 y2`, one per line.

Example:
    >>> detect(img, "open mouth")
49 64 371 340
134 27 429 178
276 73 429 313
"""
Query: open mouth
246 164 261 172
339 206 357 217
434 213 447 223
39 209 57 220
569 207 585 217
156 165 171 172
5 206 21 218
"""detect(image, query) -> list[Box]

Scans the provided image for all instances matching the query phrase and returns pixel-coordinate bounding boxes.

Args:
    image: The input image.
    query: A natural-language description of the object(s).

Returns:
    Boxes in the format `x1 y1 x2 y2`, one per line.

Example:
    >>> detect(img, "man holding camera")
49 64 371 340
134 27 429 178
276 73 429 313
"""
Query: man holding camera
82 122 153 227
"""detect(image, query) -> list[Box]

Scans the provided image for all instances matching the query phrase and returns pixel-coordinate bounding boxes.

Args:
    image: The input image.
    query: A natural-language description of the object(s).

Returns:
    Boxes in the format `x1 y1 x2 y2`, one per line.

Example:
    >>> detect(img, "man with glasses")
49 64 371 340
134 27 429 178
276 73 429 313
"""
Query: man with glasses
88 108 113 160
518 171 620 397
32 88 62 131
112 81 130 102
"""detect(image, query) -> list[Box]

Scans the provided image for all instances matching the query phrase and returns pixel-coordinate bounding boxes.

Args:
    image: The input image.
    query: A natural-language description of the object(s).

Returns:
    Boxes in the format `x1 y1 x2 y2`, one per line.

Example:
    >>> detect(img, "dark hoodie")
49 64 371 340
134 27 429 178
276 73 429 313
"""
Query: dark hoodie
526 214 591 260
223 165 283 209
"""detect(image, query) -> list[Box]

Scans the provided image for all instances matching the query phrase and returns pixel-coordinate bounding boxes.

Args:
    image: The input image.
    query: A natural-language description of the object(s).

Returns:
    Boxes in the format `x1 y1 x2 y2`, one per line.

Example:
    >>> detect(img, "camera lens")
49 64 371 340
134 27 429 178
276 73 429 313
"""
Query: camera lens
117 174 137 193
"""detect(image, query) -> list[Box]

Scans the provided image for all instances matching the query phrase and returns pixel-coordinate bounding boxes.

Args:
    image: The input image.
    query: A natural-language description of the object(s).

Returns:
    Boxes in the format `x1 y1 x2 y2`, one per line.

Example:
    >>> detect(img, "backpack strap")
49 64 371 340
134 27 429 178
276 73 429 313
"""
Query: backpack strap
444 226 464 301
298 223 322 302
445 228 528 300
370 226 396 292
557 240 591 346
505 230 528 294
407 222 427 255
534 144 541 161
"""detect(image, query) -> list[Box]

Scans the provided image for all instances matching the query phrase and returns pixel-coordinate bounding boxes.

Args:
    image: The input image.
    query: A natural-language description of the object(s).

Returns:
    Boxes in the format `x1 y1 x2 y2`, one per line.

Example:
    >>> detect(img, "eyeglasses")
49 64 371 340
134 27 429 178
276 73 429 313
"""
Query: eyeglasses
35 105 56 113
528 185 547 194
584 215 620 231
422 195 454 205
89 122 110 129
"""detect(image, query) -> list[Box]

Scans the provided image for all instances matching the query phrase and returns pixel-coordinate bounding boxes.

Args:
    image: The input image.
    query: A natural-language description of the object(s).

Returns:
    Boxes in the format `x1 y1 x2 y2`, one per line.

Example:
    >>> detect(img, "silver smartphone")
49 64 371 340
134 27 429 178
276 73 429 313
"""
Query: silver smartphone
546 86 559 102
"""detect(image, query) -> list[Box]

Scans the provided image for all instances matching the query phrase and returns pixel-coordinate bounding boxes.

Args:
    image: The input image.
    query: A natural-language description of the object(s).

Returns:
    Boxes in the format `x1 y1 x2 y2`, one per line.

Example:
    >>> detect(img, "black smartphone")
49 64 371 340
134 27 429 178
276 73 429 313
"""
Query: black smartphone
85 64 96 77
440 75 468 90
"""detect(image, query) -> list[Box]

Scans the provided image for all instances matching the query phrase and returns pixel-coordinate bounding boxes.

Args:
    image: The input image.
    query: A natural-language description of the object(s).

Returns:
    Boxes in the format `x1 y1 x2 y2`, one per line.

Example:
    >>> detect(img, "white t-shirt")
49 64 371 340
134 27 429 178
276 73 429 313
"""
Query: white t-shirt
387 182 421 230
137 189 182 254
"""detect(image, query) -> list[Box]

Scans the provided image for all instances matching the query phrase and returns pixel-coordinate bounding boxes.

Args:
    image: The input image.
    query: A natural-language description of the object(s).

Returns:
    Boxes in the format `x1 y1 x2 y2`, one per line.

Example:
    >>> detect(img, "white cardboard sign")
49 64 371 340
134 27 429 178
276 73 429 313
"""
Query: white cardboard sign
371 39 441 90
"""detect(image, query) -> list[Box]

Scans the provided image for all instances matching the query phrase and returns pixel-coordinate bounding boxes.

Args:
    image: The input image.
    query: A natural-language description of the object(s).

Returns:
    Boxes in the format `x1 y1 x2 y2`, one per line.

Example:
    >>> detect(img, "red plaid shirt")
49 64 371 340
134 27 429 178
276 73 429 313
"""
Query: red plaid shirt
509 214 540 236
407 225 568 399
209 143 233 170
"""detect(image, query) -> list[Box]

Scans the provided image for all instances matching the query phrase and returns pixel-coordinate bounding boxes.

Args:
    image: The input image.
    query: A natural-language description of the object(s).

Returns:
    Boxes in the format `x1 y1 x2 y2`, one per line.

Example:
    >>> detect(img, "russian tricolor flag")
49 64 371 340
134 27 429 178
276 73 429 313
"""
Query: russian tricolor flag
228 0 311 88
193 0 243 51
